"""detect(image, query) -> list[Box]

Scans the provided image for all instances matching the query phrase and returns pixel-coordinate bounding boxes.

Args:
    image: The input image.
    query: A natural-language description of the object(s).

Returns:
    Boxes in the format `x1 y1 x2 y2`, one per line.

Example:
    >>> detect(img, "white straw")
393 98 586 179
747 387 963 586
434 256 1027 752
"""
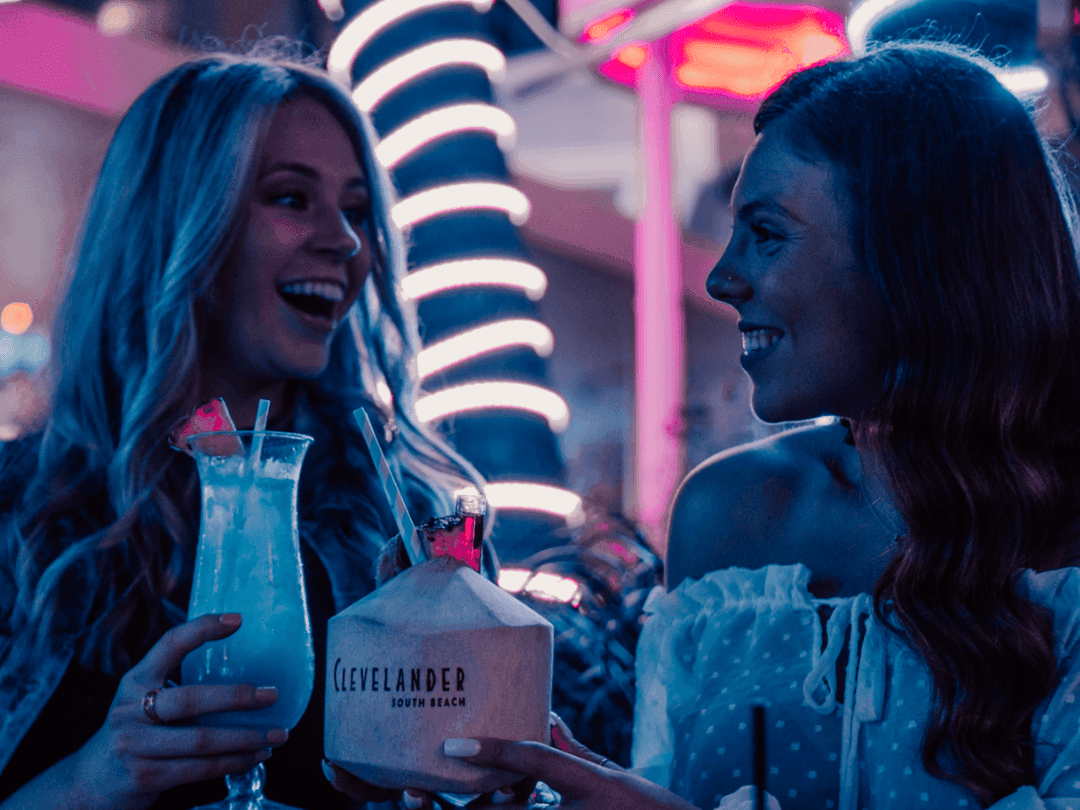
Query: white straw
247 399 271 475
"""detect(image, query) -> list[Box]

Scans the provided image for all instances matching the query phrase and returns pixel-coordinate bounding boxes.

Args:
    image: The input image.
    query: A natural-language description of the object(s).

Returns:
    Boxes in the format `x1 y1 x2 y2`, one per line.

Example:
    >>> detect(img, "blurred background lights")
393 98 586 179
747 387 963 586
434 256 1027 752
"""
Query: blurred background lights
351 40 507 113
375 103 517 168
317 0 345 22
586 2 849 100
996 65 1050 94
485 482 585 526
415 381 571 432
327 0 495 86
417 318 554 379
1 302 32 335
96 0 140 36
400 258 548 302
390 182 531 229
497 567 584 605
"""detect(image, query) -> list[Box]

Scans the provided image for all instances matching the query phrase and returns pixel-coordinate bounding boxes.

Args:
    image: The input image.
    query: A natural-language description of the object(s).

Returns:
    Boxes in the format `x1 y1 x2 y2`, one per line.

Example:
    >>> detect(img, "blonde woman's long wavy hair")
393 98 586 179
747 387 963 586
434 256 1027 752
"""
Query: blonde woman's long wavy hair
0 50 485 674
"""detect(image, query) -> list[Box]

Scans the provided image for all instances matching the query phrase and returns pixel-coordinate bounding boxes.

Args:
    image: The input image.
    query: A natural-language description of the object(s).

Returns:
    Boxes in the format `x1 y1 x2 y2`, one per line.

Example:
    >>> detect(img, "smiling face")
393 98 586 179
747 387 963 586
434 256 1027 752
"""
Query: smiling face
209 95 372 403
706 126 889 423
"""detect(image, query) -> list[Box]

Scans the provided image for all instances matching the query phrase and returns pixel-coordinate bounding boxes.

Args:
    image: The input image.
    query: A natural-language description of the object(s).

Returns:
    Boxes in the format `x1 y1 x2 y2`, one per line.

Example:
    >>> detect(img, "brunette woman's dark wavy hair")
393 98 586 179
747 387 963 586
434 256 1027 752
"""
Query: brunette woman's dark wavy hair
755 43 1080 805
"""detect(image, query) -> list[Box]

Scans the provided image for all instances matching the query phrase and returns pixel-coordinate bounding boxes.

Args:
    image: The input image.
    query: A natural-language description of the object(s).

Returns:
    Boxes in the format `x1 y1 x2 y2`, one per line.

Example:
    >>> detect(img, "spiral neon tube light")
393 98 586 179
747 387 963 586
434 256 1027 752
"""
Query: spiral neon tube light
417 318 554 379
997 66 1050 94
352 40 507 112
391 182 531 229
401 258 548 302
485 482 585 527
328 0 495 86
498 568 584 604
415 381 570 432
375 103 517 168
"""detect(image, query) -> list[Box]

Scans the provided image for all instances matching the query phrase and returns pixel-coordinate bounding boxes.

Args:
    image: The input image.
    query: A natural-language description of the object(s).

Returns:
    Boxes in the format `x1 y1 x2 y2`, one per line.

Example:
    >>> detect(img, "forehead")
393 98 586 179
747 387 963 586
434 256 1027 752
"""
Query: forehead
259 96 364 175
733 127 847 225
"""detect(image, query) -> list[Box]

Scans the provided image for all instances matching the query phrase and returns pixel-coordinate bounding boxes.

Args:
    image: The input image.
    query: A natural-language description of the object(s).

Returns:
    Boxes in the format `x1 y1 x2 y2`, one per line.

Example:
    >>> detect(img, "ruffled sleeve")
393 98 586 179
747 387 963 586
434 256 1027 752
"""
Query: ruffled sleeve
632 565 816 790
1015 568 1080 805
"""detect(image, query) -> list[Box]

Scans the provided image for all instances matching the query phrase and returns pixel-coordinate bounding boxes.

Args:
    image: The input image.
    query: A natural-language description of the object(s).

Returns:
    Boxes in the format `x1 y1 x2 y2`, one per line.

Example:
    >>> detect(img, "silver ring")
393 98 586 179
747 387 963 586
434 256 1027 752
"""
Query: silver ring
142 688 165 724
597 757 609 769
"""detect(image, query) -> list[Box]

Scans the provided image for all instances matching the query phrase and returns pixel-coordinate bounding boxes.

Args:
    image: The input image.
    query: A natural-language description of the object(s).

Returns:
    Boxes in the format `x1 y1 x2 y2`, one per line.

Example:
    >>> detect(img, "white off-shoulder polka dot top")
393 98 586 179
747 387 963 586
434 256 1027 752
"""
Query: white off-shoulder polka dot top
632 565 1080 810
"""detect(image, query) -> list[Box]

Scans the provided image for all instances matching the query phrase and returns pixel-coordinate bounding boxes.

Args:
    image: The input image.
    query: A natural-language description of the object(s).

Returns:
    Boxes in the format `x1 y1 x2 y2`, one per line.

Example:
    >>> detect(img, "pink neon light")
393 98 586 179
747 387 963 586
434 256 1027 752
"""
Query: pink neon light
633 42 684 547
592 2 849 102
0 4 185 117
579 8 634 43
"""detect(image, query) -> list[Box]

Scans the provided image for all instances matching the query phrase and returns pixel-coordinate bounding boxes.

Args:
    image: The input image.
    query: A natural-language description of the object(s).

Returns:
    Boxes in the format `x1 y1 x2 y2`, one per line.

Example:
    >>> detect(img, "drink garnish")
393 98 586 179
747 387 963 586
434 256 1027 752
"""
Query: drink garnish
170 398 241 456
354 407 424 566
419 490 484 573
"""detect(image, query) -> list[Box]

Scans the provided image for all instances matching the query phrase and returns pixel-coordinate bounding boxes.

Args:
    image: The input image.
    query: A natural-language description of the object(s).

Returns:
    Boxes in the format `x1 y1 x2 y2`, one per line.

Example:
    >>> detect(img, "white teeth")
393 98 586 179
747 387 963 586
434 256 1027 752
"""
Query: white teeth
279 281 345 302
741 328 781 354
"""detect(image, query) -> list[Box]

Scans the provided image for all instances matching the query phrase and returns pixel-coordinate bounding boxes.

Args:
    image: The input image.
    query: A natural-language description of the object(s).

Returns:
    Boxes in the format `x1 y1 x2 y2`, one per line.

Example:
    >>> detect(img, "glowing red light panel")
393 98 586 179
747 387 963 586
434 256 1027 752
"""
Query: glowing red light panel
584 2 849 101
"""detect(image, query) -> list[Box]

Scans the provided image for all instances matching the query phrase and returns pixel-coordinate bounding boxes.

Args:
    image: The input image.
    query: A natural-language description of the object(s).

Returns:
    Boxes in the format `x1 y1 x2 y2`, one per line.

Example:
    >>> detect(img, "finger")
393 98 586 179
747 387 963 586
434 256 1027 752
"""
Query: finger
149 683 278 723
548 714 608 767
137 614 243 684
129 725 288 759
133 748 272 789
321 761 396 803
443 738 602 798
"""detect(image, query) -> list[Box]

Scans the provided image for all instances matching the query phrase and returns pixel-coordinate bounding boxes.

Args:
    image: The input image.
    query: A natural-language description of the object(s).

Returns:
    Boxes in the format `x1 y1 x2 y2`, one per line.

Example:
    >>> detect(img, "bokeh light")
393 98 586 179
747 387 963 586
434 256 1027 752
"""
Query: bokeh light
1 303 32 335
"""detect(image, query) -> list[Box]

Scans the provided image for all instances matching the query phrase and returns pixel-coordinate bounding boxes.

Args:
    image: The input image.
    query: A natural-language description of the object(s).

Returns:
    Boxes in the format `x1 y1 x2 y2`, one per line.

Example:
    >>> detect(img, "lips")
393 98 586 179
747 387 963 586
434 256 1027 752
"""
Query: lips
277 279 346 322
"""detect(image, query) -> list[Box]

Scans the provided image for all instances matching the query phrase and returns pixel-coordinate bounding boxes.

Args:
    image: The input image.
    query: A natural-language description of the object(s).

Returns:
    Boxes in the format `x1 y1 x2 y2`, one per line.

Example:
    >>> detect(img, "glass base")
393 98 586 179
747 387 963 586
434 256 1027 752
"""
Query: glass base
188 763 305 810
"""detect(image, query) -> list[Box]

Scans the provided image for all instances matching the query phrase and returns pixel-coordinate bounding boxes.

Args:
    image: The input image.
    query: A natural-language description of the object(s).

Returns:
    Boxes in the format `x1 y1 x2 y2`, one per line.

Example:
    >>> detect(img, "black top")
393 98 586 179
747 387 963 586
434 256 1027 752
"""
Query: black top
0 540 351 810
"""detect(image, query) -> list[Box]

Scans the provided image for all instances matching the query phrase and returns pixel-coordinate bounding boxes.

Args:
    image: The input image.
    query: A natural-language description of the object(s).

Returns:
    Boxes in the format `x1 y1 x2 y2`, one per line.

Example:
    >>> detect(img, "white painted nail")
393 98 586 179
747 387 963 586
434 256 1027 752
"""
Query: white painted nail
402 790 424 809
444 738 481 757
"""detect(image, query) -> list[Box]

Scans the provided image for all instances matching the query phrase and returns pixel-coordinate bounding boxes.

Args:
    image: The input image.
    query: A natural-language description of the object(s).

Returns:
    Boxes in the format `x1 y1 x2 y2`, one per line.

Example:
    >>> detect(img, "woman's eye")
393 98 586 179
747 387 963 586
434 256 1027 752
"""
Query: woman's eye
272 191 307 209
751 224 778 243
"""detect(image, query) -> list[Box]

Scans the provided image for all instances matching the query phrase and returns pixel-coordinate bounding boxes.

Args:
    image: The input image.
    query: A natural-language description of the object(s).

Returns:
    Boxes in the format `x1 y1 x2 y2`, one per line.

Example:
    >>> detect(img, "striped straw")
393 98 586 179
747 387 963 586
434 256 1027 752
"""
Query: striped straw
354 407 423 565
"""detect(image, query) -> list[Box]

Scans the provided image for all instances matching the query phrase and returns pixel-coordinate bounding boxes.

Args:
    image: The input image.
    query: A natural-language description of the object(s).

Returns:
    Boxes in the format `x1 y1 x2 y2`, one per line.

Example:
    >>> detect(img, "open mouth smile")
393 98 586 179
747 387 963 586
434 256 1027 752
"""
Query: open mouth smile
741 326 783 354
277 280 346 322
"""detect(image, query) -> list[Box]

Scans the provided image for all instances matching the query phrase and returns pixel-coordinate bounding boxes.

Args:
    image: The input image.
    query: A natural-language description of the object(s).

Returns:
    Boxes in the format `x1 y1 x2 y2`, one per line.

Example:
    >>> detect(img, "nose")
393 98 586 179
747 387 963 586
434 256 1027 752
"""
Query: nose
706 260 752 306
314 207 362 262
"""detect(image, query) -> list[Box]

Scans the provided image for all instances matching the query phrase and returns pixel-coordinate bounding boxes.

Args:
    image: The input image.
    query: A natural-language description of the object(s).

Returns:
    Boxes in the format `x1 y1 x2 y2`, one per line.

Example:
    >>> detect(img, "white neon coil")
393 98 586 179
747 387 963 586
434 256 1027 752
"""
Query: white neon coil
485 482 586 527
401 258 548 302
498 567 584 604
997 66 1050 94
417 318 554 379
328 0 495 86
415 381 570 431
391 182 531 229
375 103 517 168
317 0 345 22
352 40 508 112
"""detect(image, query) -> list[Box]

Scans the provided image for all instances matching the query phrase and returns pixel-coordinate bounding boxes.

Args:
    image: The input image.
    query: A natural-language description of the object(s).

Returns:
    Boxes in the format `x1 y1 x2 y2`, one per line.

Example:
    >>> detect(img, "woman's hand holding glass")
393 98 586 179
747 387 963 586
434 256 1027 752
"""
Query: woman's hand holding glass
60 614 288 810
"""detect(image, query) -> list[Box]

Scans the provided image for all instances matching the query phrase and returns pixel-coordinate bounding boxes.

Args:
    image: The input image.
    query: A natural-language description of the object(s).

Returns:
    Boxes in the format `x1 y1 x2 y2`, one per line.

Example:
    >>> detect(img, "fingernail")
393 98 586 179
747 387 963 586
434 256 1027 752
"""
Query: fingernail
267 728 288 744
219 613 241 626
321 759 336 784
402 790 424 809
444 738 481 757
492 788 515 804
255 686 278 703
257 748 272 761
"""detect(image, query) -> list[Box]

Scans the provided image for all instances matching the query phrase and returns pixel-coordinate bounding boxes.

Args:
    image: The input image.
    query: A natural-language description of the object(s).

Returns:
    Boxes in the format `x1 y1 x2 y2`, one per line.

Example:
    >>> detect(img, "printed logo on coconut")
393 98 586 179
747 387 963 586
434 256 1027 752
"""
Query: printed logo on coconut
331 660 468 708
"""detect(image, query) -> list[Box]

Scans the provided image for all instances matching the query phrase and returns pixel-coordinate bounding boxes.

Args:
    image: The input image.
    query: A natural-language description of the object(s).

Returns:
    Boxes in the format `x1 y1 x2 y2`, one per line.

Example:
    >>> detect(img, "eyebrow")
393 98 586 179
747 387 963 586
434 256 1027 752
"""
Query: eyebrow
259 161 369 191
734 198 806 225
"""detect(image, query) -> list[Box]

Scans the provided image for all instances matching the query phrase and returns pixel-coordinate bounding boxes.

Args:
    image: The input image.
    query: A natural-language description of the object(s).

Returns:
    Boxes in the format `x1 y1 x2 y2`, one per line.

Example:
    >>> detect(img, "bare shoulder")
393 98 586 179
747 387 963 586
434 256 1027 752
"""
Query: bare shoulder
665 421 850 589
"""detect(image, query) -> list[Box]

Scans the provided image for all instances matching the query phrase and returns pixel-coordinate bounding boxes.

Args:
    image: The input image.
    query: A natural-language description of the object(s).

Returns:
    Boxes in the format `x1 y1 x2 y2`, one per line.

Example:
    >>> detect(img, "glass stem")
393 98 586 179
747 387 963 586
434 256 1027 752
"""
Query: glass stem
225 763 266 809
